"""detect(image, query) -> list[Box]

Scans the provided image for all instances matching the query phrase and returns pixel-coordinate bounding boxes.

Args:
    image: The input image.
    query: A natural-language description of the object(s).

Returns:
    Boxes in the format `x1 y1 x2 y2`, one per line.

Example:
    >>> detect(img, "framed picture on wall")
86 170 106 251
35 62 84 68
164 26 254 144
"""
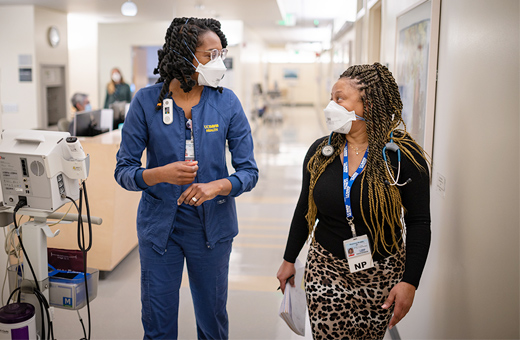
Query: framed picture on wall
394 0 440 157
283 68 299 80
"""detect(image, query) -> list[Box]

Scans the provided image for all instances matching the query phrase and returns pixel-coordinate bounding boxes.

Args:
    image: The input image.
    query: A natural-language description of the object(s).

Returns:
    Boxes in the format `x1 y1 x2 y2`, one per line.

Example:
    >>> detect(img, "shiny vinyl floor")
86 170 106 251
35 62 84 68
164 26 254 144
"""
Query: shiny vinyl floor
50 105 323 340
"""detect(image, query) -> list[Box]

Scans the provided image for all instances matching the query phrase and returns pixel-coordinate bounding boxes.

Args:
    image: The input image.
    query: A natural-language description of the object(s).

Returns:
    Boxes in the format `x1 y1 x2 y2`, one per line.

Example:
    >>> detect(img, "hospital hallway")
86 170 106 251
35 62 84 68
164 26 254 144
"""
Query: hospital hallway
50 105 331 340
0 0 518 338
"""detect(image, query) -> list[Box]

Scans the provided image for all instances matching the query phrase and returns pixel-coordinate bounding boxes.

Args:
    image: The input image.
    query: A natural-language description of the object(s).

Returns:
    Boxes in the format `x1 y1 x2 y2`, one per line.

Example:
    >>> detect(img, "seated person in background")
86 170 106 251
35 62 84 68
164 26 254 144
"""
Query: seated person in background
68 92 92 135
71 92 91 112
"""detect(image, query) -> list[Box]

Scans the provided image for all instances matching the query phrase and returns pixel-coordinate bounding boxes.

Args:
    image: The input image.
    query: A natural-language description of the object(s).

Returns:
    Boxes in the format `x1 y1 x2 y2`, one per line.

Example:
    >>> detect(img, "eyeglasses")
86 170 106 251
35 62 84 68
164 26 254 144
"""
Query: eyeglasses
195 48 228 61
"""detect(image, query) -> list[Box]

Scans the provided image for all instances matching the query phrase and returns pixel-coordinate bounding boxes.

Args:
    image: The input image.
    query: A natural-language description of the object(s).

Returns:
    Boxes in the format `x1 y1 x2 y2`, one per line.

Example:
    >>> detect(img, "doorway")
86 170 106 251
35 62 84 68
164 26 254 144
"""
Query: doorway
40 65 66 128
131 46 160 95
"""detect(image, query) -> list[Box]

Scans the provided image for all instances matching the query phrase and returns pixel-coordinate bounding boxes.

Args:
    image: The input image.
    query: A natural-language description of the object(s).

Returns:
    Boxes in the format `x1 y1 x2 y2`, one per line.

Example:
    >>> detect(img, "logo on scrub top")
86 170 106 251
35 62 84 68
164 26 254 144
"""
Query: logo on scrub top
204 124 219 132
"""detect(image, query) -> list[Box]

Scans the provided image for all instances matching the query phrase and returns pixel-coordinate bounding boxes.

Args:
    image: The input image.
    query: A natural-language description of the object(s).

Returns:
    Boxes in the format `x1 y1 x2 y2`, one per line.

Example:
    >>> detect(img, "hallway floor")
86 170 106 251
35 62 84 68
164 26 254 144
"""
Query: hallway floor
49 105 390 339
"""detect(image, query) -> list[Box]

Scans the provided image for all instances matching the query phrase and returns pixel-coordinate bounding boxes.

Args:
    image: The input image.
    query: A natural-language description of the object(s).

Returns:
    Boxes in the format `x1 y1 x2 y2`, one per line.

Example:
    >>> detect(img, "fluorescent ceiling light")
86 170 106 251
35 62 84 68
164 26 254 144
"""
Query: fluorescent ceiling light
121 1 138 17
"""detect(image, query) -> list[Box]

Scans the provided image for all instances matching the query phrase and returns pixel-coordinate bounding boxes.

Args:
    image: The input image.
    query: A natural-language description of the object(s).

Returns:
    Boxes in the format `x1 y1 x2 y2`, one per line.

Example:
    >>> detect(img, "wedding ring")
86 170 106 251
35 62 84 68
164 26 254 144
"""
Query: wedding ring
192 197 198 202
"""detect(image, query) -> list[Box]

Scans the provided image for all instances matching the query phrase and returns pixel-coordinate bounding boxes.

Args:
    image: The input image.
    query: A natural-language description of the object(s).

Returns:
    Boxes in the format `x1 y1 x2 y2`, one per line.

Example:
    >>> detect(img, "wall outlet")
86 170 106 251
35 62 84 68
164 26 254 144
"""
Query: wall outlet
436 172 446 197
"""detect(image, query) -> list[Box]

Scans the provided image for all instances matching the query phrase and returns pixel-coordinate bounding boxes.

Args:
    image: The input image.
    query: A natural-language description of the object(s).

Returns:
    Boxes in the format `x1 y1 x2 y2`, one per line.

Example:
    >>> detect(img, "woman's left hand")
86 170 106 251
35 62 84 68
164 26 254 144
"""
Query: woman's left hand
177 179 231 206
381 281 416 330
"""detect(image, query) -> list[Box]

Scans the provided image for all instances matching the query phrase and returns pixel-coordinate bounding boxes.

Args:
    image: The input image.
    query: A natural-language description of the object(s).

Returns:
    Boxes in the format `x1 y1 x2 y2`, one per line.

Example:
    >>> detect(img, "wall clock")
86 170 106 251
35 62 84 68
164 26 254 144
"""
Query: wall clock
48 26 60 48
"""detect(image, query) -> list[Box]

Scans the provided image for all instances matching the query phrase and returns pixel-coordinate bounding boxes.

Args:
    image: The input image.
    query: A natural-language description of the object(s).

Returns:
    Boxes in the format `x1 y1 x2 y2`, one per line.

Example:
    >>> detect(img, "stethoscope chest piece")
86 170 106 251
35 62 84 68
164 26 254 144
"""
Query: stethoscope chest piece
322 132 335 157
322 145 335 157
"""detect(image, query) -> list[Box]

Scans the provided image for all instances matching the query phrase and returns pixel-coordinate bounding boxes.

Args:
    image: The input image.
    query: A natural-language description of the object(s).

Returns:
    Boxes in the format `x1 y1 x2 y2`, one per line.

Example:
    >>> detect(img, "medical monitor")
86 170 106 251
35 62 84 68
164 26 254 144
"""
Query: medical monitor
0 130 86 214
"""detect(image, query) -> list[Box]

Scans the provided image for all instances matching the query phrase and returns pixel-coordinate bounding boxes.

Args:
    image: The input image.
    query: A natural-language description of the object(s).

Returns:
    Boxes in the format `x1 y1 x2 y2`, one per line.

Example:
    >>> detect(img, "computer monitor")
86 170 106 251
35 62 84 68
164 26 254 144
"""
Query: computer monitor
109 101 128 130
72 109 106 137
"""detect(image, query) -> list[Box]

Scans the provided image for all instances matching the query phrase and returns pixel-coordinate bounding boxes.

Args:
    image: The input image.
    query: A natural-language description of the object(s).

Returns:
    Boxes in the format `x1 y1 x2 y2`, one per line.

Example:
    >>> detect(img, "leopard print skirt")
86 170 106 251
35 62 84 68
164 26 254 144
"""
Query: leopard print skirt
305 241 405 340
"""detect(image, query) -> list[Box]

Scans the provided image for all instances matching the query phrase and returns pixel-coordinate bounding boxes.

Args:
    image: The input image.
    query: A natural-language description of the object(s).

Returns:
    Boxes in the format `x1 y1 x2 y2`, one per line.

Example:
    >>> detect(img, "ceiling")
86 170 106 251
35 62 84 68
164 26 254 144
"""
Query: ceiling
0 0 354 48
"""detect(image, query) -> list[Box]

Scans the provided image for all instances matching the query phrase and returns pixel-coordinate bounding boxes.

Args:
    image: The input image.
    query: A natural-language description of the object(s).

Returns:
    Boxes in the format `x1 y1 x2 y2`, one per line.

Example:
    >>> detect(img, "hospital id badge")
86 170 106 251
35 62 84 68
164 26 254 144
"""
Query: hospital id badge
343 235 374 273
185 139 195 161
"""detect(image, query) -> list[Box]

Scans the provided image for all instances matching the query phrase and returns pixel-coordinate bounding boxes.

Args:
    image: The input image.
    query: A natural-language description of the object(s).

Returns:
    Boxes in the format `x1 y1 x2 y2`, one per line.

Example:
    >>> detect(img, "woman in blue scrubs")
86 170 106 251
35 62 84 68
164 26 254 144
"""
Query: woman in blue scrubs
115 17 258 340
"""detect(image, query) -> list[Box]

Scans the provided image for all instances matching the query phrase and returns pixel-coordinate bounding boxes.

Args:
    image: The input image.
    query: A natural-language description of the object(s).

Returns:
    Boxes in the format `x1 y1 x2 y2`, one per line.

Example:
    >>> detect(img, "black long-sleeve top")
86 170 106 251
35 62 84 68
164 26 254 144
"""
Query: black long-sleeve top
283 136 431 288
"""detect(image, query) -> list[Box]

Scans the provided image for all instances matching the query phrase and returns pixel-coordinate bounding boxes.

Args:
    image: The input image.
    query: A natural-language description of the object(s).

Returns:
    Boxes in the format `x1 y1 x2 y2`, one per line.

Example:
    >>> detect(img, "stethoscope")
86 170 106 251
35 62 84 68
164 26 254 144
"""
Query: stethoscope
321 131 411 186
321 132 335 157
382 131 412 186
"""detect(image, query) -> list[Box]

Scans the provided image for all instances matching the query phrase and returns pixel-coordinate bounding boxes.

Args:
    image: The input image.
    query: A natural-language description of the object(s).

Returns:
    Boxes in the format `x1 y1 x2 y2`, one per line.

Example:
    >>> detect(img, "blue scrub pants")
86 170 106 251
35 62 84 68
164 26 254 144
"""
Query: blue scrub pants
139 224 232 340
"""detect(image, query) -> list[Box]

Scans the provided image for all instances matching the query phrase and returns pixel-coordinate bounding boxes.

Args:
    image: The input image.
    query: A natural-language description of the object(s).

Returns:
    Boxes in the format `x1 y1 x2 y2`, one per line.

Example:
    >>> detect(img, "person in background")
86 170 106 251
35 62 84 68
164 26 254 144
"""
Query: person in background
63 92 91 134
71 92 91 112
104 67 132 109
114 17 258 340
277 62 431 340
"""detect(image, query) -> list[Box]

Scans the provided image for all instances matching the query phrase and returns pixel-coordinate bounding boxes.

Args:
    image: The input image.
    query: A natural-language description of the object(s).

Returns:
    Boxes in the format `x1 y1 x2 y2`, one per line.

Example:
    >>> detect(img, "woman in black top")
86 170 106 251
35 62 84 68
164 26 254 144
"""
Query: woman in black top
277 63 431 339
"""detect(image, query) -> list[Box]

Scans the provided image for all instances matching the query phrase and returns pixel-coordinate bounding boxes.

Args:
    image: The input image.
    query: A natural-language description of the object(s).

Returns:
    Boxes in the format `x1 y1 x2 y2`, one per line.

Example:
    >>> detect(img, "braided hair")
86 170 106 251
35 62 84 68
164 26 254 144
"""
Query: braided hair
305 62 428 255
154 17 228 110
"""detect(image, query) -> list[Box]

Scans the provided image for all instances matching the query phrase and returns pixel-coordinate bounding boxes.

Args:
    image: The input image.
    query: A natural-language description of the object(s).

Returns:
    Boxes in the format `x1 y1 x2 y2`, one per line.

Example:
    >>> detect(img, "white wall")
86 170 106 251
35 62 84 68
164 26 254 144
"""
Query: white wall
219 44 244 106
220 20 245 106
0 5 68 130
98 21 263 114
0 4 69 302
239 25 268 118
323 29 357 110
267 62 318 106
34 6 69 128
381 0 519 338
68 15 99 113
0 5 37 303
97 22 171 109
0 6 37 130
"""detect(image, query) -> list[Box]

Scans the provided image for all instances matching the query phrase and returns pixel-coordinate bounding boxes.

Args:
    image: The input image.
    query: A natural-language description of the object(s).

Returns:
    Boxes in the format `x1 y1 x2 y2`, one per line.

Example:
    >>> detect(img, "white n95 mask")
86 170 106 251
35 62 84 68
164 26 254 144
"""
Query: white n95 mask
196 57 226 88
111 72 121 83
323 100 365 134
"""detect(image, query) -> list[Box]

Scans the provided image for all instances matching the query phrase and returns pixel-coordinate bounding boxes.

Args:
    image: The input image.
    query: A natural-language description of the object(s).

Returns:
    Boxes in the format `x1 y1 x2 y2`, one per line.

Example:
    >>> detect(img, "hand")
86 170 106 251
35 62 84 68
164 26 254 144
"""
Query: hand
382 281 416 330
276 260 296 294
177 180 226 206
158 161 198 186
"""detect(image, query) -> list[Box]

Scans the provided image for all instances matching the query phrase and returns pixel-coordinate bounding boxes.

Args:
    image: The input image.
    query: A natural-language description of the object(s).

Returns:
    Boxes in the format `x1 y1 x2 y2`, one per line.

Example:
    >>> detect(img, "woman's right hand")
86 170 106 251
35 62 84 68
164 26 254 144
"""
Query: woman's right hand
162 161 198 185
277 260 296 294
143 161 198 186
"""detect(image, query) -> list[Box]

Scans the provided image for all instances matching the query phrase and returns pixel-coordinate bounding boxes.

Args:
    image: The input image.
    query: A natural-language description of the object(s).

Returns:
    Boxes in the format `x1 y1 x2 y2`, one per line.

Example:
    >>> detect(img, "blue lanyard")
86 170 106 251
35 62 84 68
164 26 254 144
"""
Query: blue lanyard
343 143 368 237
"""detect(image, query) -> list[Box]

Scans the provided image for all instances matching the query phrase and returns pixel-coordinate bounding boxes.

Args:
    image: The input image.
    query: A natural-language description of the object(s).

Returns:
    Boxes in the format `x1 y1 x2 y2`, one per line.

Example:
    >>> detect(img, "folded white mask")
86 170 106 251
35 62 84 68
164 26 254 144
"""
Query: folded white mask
323 100 365 134
195 57 226 88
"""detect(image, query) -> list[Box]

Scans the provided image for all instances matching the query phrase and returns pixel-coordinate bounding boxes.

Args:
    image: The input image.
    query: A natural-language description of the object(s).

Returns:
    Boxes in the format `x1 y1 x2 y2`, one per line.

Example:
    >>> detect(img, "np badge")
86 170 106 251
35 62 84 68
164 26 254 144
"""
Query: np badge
343 234 374 273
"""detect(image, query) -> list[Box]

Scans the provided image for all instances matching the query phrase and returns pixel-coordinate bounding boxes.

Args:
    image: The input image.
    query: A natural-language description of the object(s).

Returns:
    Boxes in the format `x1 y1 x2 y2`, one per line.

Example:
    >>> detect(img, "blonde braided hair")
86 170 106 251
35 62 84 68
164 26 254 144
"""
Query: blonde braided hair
305 62 428 255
